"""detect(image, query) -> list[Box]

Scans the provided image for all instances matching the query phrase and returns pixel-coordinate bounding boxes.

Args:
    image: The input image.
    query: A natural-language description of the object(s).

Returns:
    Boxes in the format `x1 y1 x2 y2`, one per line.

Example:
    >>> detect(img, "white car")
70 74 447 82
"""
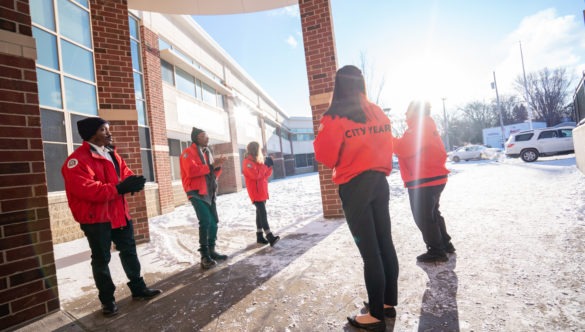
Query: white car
505 126 574 162
448 145 486 162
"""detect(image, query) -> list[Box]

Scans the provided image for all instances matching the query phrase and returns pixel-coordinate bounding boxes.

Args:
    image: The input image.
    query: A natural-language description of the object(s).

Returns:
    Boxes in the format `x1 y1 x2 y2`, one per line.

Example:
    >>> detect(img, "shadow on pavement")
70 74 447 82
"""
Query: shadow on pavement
64 217 344 331
417 255 459 332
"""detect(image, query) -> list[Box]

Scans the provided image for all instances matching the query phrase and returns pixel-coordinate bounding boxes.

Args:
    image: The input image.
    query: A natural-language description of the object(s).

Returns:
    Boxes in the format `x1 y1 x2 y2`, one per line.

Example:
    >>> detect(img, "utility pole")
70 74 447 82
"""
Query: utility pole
492 71 505 148
442 98 450 151
519 41 533 129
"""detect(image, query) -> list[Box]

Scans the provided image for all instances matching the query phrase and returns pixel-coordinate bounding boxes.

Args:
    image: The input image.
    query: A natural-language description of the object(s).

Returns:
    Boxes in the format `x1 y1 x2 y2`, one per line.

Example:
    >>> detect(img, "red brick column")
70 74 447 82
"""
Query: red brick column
0 0 60 328
299 0 343 218
140 26 174 214
90 0 150 242
215 96 243 194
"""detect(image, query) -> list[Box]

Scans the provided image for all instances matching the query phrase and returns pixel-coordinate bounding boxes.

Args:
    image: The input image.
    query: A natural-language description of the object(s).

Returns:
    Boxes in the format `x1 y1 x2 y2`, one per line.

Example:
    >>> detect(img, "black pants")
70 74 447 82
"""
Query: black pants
407 184 451 254
80 220 146 305
339 171 399 321
253 201 271 232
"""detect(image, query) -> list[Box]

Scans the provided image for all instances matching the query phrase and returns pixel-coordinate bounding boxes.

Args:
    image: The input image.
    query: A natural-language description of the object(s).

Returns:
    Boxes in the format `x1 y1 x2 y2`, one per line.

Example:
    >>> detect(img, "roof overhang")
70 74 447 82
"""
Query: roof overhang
127 0 297 15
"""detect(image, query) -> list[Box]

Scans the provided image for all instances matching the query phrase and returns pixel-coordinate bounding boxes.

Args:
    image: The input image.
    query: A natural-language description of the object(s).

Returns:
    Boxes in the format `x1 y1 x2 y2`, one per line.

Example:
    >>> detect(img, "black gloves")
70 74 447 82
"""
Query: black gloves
264 156 274 167
116 175 146 195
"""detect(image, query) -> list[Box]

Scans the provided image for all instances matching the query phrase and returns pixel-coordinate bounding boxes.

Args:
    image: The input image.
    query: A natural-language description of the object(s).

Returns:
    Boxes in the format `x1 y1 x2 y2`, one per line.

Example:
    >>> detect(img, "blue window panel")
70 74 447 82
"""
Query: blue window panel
202 82 216 106
33 27 59 70
30 0 56 31
37 68 63 108
64 77 97 115
136 100 147 126
73 0 88 8
158 38 171 51
176 68 196 97
133 72 144 100
131 40 141 72
61 39 95 82
129 16 139 39
58 0 92 48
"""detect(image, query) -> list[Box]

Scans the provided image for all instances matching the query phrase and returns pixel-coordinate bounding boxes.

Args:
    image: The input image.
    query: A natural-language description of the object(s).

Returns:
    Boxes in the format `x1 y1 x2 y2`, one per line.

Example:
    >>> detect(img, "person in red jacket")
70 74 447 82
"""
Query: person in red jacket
180 127 227 269
242 141 280 246
314 65 398 331
393 101 455 263
61 117 161 317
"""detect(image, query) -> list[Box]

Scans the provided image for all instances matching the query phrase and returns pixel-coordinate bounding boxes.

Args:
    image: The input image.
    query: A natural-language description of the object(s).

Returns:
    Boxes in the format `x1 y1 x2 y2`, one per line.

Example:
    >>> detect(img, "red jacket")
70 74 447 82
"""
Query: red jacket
242 155 273 202
180 144 222 196
61 141 133 229
314 98 394 184
393 116 449 188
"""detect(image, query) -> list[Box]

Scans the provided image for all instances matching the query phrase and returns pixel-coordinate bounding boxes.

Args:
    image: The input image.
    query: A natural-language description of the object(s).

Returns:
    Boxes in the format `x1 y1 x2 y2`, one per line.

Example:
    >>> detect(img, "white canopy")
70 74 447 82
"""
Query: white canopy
127 0 298 15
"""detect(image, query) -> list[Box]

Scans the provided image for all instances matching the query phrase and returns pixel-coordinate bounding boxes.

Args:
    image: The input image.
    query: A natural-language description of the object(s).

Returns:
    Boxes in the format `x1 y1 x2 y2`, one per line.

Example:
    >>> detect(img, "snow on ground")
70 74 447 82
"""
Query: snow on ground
53 154 585 331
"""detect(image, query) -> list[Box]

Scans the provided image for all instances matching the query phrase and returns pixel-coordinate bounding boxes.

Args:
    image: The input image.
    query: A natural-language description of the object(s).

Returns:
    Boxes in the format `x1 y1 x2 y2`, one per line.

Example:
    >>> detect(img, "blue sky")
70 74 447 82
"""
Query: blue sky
193 1 585 118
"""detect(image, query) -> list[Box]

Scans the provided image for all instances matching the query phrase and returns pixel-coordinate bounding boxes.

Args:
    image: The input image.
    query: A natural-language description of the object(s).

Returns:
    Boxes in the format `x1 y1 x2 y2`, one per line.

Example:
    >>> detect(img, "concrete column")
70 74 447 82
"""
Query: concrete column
299 0 343 218
215 96 243 194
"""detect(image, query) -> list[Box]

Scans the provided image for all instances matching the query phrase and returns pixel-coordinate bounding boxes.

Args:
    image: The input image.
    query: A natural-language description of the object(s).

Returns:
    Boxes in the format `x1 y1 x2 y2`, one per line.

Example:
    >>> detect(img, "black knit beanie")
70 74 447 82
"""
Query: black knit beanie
191 127 205 144
77 117 108 141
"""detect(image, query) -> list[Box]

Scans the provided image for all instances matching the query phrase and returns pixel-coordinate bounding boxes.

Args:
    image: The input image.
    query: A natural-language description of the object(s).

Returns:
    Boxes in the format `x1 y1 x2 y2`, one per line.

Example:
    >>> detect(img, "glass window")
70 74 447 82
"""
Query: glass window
40 109 66 142
168 139 181 180
129 16 139 39
168 139 181 156
73 0 88 8
217 94 224 109
201 82 216 106
158 38 171 51
514 133 533 142
136 100 146 126
140 150 154 182
37 68 63 108
133 72 144 100
30 0 55 30
64 77 97 115
538 131 556 139
295 154 308 168
131 40 141 72
70 113 88 144
161 60 174 85
176 68 196 97
44 143 68 191
61 39 94 81
138 127 151 149
57 0 91 48
33 28 59 70
559 129 573 138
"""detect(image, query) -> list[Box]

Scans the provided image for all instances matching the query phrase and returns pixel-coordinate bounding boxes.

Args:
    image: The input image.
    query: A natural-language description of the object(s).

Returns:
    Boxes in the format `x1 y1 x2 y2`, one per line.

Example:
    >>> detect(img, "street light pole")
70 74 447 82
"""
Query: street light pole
519 41 533 129
442 98 450 151
492 71 505 148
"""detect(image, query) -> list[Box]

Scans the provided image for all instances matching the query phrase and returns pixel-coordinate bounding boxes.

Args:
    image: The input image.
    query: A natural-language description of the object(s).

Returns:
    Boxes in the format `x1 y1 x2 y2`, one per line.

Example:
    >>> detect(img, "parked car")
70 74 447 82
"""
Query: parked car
448 145 486 162
505 126 574 162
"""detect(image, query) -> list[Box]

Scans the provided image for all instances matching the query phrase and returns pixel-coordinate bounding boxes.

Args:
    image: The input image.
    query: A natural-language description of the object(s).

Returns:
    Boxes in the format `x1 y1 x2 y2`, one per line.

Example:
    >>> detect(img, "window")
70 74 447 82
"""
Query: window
538 131 557 139
176 67 196 97
161 60 174 85
514 133 533 142
201 82 216 106
559 129 572 138
168 139 182 181
32 0 97 192
295 153 315 168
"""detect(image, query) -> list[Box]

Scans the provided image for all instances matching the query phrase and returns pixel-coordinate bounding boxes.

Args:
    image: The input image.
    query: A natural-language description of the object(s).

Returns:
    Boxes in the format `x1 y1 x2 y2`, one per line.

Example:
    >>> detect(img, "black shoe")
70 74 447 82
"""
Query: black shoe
347 315 386 331
363 301 397 318
417 251 448 263
102 301 119 317
256 232 269 245
210 247 228 261
445 242 456 254
132 287 162 300
201 255 217 269
266 233 280 247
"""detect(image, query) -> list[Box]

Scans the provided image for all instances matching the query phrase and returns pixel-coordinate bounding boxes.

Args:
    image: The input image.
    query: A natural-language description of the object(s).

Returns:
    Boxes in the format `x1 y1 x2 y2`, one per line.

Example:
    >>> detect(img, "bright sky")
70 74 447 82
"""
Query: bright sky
193 1 585 118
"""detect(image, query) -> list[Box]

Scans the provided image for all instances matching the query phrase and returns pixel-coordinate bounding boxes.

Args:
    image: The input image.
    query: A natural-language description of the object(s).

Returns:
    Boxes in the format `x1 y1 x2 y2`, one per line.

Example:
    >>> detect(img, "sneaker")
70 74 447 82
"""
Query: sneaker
445 242 456 254
132 287 162 300
102 301 119 317
416 251 448 263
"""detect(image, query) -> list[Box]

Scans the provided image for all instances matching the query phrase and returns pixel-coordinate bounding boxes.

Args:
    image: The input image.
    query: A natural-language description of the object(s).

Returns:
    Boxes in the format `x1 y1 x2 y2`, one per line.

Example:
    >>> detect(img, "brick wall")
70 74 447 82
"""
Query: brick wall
299 0 343 218
89 0 150 242
0 0 60 328
140 26 175 214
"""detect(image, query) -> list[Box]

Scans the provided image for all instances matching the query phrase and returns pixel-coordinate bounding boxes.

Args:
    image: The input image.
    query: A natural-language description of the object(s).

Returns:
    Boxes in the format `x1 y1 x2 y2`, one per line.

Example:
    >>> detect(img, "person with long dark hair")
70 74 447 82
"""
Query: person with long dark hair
242 141 280 246
314 65 399 331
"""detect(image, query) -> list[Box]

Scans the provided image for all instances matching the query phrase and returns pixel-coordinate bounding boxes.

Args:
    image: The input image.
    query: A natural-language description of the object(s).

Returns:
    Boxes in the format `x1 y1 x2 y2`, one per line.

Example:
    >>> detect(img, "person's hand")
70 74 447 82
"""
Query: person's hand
264 156 274 167
212 155 227 169
116 175 146 195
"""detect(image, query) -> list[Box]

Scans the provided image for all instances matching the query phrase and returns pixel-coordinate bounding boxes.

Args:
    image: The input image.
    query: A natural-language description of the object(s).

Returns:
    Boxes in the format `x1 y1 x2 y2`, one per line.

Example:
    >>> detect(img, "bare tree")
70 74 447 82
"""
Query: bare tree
514 67 573 126
494 95 524 125
358 51 386 105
